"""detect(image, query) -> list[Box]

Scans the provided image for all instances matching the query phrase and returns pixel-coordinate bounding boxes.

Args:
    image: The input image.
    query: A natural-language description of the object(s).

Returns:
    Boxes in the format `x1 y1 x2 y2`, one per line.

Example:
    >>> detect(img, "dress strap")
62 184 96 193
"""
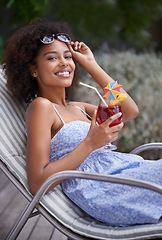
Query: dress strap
52 104 65 125
67 103 92 120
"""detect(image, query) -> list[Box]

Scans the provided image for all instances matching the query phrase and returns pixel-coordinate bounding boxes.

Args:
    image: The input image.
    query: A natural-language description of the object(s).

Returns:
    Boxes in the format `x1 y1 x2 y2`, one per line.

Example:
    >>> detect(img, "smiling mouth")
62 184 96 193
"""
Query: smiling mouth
55 71 70 77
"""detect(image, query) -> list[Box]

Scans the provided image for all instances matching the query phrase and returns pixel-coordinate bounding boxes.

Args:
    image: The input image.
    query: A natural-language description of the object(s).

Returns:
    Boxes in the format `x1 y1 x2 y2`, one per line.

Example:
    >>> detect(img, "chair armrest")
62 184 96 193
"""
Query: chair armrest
7 170 162 240
32 170 162 206
130 142 162 155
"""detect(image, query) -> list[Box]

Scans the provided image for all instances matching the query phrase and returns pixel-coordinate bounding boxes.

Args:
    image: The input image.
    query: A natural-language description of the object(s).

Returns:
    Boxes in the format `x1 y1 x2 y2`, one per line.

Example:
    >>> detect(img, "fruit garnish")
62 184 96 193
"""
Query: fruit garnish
108 93 127 106
108 99 121 106
116 93 127 101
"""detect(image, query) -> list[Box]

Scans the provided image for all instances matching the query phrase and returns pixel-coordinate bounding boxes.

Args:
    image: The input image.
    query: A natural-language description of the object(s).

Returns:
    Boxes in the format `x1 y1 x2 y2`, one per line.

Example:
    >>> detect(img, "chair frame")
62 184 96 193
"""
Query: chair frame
1 142 162 240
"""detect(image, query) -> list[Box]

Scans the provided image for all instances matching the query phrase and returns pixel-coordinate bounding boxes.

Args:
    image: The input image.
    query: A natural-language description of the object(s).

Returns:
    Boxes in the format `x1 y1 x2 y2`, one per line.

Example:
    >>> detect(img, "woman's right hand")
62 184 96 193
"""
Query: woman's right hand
86 110 124 151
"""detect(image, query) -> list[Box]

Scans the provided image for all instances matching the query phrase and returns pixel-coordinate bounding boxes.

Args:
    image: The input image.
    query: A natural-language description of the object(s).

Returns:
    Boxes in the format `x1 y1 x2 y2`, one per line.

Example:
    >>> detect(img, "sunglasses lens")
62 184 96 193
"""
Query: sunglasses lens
40 36 54 44
40 33 71 44
57 33 71 43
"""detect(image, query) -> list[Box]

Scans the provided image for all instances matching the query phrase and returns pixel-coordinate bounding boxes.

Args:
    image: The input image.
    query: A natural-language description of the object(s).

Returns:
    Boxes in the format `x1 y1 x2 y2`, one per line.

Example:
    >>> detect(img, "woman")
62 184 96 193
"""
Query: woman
3 18 161 226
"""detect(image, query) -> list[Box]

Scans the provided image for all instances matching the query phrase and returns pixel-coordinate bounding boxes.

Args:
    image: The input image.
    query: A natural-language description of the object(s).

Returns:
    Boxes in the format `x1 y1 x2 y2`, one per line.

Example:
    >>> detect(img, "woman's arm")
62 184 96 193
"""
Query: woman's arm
26 98 123 195
26 98 93 194
68 42 139 122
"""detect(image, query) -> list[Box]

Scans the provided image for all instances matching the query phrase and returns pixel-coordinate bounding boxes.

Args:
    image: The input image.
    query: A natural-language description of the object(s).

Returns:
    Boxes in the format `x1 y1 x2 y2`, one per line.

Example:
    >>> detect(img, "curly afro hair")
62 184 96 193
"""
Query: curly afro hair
3 18 79 103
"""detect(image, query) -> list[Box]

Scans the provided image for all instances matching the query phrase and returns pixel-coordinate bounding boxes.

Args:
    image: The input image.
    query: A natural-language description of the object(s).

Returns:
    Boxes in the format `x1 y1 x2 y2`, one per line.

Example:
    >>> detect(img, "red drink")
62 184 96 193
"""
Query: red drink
96 105 122 127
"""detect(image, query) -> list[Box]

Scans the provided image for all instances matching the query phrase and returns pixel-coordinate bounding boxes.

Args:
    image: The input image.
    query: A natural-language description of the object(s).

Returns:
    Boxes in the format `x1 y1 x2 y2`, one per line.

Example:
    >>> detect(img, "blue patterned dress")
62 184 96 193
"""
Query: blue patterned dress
50 112 162 226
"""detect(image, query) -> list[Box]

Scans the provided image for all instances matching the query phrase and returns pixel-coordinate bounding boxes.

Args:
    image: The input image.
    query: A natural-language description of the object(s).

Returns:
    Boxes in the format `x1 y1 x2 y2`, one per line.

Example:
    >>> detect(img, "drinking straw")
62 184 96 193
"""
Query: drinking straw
79 82 108 106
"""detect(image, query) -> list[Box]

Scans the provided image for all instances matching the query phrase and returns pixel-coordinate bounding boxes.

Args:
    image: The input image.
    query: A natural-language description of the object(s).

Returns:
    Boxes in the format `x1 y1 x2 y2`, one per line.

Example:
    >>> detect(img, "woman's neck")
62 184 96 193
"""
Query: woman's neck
38 87 66 106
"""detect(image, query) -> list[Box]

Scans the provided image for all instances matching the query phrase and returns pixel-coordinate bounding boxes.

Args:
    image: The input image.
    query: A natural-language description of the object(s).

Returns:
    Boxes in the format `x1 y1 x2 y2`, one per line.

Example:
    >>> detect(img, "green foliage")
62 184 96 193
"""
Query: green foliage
50 0 122 47
48 0 162 48
6 0 49 23
117 0 162 47
1 0 162 50
74 50 162 152
49 0 162 49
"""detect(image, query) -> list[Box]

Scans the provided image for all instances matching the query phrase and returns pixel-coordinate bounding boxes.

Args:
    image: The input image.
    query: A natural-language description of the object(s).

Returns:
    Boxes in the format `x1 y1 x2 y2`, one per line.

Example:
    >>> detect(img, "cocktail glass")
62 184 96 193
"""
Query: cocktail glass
96 99 122 150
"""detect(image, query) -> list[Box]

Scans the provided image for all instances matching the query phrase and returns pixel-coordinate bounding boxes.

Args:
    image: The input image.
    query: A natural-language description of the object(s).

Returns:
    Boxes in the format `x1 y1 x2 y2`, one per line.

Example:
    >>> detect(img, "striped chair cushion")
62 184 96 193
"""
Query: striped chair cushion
1 68 162 240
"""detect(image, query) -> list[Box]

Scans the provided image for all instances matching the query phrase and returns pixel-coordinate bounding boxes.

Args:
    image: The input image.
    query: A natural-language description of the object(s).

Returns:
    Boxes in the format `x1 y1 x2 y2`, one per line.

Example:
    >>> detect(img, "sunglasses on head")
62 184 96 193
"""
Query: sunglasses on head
39 33 71 44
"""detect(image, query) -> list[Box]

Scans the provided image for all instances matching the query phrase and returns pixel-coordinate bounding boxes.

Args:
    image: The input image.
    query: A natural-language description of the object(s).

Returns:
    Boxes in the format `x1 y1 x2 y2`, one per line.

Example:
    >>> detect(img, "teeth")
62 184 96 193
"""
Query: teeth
57 71 69 76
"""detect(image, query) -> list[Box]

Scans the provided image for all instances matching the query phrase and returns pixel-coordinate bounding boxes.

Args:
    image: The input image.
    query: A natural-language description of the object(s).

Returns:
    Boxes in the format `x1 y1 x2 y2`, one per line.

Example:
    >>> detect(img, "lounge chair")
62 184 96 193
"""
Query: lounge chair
0 67 162 240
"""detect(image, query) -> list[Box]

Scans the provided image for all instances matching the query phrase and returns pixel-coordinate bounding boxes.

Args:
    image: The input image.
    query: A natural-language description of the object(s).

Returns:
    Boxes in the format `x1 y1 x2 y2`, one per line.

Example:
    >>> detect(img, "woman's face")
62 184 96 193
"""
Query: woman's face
31 40 75 94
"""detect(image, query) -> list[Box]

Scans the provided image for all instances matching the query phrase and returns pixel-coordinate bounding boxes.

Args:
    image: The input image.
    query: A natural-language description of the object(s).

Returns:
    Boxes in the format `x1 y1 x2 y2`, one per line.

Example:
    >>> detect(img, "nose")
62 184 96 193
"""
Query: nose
59 56 68 67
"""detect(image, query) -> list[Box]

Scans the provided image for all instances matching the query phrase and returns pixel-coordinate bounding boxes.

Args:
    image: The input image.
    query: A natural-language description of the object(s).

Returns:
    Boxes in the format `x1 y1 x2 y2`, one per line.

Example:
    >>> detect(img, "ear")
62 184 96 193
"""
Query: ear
30 64 38 78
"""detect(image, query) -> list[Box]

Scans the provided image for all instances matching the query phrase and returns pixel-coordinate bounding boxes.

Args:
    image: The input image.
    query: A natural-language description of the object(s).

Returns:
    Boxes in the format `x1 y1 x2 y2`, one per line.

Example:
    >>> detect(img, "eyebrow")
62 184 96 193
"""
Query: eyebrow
44 50 71 56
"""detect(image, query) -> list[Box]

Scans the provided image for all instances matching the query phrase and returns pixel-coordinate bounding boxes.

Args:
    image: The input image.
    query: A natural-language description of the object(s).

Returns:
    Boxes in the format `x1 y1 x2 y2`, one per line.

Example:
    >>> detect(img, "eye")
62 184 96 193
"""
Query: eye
47 56 57 60
65 54 72 59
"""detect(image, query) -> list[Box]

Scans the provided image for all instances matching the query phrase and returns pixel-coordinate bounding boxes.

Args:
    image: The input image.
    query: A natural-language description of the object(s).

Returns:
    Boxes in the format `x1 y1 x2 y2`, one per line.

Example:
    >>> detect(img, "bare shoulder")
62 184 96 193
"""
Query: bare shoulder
27 97 52 114
26 97 54 123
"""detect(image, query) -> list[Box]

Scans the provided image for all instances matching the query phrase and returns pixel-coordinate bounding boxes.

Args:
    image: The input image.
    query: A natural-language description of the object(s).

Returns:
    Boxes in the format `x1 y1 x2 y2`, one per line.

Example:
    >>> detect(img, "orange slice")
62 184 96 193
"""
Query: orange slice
116 93 127 101
108 99 121 106
108 93 127 106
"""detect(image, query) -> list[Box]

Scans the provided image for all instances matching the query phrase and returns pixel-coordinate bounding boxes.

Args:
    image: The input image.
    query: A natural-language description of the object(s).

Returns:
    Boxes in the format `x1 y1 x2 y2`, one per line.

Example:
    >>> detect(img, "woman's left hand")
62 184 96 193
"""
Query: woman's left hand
68 41 95 67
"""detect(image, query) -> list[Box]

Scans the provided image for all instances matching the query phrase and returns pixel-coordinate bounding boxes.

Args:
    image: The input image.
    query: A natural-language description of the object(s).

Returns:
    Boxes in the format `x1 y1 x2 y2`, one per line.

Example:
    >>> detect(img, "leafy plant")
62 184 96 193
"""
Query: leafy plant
6 0 49 23
1 0 162 51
